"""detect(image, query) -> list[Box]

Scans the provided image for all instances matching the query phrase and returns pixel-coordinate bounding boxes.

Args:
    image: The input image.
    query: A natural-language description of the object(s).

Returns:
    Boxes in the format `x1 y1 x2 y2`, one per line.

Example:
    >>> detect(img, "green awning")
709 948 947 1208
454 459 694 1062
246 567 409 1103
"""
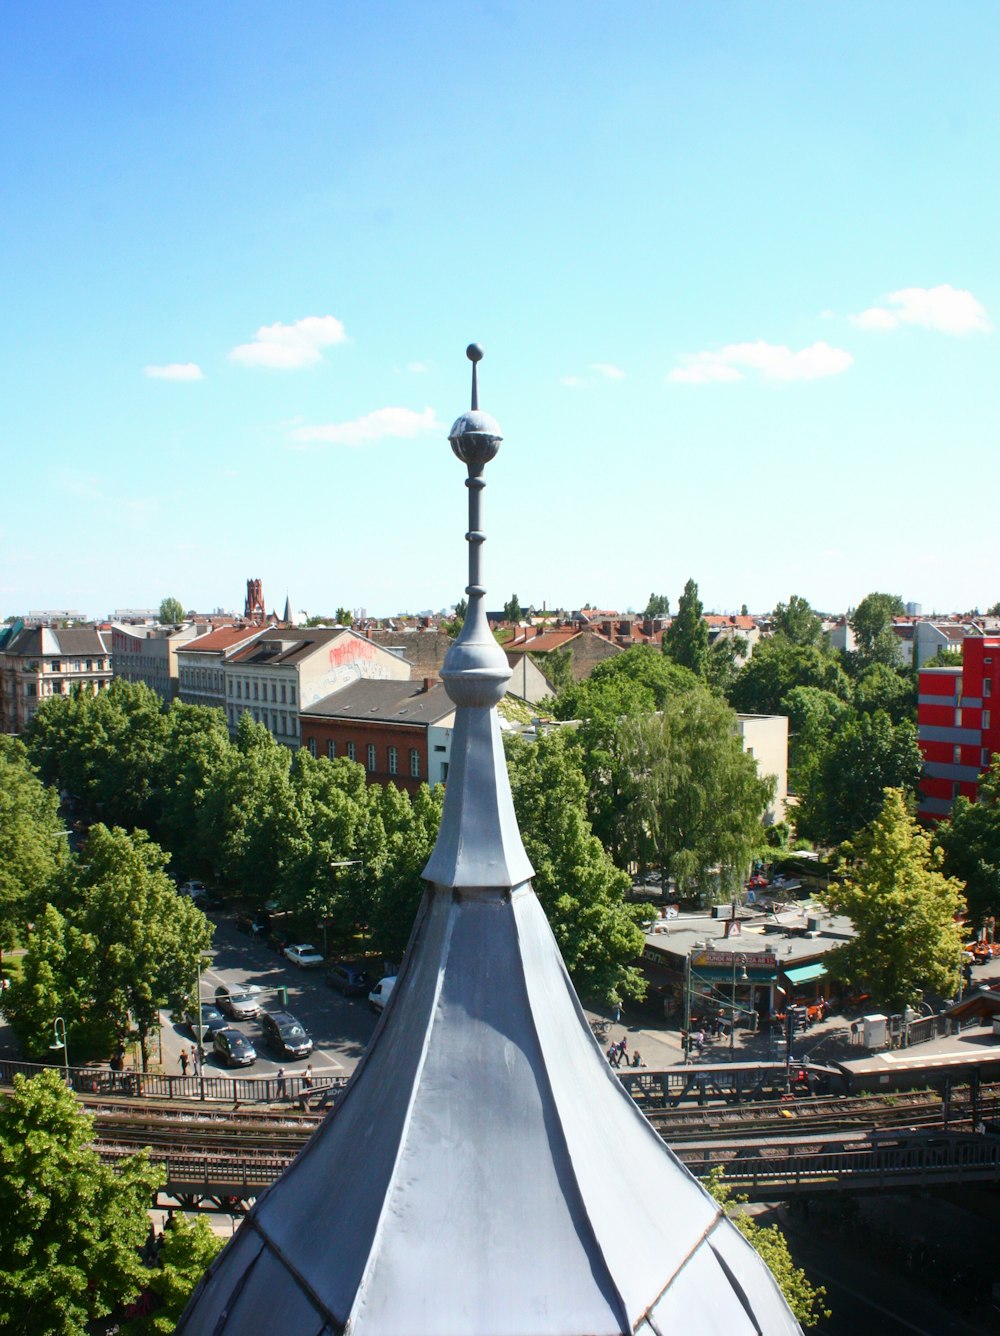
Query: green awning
783 962 827 985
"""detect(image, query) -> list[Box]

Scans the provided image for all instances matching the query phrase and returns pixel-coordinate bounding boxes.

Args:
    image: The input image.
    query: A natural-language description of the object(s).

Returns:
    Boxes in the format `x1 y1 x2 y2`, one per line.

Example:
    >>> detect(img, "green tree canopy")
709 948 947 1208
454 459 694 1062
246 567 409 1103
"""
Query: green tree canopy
503 593 523 623
823 788 966 1012
663 578 708 676
612 688 774 899
132 1215 224 1334
729 637 849 716
849 592 905 670
937 755 1000 925
779 685 853 796
505 730 645 1003
0 1070 162 1336
158 596 185 624
797 711 922 846
0 737 68 949
643 593 670 617
334 607 354 626
923 647 964 667
852 662 916 725
771 594 824 647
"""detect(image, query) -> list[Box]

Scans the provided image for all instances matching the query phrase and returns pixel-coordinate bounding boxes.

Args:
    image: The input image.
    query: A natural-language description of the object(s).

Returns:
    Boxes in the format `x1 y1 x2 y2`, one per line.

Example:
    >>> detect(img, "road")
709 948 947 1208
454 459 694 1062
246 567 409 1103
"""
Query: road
159 914 380 1082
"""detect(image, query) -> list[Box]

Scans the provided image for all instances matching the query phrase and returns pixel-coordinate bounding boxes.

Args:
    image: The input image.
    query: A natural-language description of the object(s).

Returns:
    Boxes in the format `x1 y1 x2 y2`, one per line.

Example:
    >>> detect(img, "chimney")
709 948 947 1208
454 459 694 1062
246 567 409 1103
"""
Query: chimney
422 677 435 692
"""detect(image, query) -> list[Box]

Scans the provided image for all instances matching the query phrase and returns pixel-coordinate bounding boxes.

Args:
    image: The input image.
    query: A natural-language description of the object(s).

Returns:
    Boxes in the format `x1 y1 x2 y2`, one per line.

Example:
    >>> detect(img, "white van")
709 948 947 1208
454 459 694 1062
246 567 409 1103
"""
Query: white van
368 976 396 1013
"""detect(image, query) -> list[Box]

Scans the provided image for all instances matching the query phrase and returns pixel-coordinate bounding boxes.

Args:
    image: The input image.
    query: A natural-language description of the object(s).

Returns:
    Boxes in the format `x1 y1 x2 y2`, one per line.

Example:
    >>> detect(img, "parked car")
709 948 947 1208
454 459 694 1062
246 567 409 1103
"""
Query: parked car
182 1002 228 1042
259 1009 314 1059
213 1027 257 1068
215 984 262 1019
325 963 372 997
284 943 324 969
369 976 396 1013
178 880 207 898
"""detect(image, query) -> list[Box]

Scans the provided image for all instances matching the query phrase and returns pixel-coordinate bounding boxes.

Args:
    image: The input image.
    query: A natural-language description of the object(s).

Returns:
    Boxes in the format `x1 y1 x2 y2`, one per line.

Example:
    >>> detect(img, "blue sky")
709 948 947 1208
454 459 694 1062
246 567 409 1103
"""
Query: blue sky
2 3 997 620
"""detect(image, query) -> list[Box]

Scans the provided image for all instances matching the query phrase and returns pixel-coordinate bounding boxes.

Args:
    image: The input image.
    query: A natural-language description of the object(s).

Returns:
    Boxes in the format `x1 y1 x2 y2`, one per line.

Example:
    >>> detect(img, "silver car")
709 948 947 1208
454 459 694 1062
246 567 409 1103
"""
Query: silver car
215 984 262 1020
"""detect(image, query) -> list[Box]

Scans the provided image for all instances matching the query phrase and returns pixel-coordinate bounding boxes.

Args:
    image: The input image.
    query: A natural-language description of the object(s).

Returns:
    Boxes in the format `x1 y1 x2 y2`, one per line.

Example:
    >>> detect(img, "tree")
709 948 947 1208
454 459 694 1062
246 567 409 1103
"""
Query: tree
71 824 213 1066
923 647 964 667
779 685 853 796
0 1070 162 1336
503 594 523 624
771 594 823 648
157 702 233 879
702 1169 829 1327
613 688 774 899
705 634 748 697
849 592 905 670
729 638 850 717
823 788 966 1012
663 578 708 676
334 607 354 626
643 593 670 617
132 1215 224 1334
852 663 915 726
158 596 185 624
0 737 68 951
797 711 922 846
532 646 574 696
2 903 104 1059
937 755 1000 925
505 730 645 1003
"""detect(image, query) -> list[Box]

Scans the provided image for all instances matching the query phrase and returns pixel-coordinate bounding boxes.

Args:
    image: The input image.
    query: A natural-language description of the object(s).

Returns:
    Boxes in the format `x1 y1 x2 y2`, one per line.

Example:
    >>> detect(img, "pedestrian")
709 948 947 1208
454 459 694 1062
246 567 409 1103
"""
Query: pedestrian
631 1051 643 1068
303 1064 314 1089
607 1043 620 1068
179 1050 188 1077
695 1028 705 1054
612 1001 623 1025
276 1067 286 1099
619 1036 628 1064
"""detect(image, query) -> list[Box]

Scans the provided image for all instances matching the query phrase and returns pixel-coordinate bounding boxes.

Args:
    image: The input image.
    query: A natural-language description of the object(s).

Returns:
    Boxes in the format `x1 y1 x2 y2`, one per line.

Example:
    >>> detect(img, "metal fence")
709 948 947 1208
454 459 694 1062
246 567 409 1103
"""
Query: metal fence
0 1057 347 1105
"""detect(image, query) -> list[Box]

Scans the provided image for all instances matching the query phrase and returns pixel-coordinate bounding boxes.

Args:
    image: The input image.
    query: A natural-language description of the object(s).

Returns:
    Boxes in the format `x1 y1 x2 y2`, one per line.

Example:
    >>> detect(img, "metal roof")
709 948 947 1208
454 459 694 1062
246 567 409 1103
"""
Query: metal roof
177 347 801 1336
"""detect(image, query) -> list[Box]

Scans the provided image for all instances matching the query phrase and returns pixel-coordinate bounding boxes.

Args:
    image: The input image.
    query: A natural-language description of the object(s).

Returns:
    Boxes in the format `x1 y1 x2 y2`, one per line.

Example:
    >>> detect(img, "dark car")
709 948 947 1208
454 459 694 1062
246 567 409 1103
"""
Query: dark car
213 1027 257 1068
182 1002 228 1043
259 1009 314 1059
326 963 372 997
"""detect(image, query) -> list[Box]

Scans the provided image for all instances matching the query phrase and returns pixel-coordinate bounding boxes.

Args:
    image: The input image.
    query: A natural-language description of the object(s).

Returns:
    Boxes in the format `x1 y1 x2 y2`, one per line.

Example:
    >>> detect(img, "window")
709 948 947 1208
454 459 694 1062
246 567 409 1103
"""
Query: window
984 710 991 729
367 744 377 772
954 744 962 765
984 679 993 698
346 742 356 761
236 680 242 699
309 738 317 758
956 708 963 726
442 762 449 781
327 740 336 760
85 660 92 671
50 661 61 672
290 685 296 704
434 744 447 753
410 749 420 778
388 746 397 774
280 683 286 703
253 682 259 700
983 748 991 767
271 683 277 701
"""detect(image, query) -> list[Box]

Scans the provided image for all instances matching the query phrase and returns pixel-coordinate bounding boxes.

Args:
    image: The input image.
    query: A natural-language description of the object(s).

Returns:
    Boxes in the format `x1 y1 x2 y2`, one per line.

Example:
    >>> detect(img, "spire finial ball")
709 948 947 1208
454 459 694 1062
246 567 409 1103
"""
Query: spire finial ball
466 343 484 363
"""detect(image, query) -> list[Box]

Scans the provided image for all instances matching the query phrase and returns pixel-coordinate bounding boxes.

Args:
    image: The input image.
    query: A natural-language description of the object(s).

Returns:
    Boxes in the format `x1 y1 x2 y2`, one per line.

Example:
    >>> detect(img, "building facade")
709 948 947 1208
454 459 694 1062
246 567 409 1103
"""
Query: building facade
299 679 455 791
177 626 270 714
224 627 409 748
111 621 206 702
918 635 1000 821
0 622 113 733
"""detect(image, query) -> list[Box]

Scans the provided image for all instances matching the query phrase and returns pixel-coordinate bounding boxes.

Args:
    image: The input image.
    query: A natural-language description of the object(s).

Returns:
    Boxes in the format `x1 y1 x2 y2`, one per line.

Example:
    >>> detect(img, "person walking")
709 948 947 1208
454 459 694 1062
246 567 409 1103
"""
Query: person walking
276 1067 286 1099
612 1001 623 1026
179 1049 188 1077
190 1045 200 1075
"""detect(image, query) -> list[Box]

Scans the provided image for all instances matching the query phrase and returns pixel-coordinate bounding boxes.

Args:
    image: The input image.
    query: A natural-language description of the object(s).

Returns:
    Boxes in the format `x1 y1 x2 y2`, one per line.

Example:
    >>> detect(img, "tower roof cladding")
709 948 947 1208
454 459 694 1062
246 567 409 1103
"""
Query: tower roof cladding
176 347 800 1336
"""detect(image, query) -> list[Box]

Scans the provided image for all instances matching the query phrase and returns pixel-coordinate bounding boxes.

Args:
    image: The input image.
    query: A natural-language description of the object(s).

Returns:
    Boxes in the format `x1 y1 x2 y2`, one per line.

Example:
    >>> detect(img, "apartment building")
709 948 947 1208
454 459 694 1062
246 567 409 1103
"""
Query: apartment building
918 635 1000 821
111 621 207 702
224 627 409 748
177 625 270 714
0 621 112 733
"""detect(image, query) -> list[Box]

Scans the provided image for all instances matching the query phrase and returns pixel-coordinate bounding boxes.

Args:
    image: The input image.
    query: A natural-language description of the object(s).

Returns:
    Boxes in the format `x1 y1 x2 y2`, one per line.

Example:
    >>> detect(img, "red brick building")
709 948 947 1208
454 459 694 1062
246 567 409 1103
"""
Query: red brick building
918 635 1000 822
299 680 455 793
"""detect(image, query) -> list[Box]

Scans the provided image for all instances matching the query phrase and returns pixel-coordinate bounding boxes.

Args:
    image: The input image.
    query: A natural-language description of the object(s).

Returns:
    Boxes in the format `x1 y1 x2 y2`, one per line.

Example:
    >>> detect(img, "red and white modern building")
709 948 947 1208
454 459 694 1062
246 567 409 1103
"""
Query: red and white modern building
918 635 1000 822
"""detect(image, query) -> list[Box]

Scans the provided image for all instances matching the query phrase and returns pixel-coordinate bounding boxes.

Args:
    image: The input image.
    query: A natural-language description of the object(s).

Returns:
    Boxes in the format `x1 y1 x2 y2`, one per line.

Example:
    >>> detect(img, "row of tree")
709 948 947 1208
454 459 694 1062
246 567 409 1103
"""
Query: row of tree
15 678 643 1007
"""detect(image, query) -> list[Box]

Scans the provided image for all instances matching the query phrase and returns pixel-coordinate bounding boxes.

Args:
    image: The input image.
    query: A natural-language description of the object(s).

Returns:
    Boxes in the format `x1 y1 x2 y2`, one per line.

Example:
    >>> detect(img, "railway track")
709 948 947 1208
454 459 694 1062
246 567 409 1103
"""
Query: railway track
82 1087 997 1166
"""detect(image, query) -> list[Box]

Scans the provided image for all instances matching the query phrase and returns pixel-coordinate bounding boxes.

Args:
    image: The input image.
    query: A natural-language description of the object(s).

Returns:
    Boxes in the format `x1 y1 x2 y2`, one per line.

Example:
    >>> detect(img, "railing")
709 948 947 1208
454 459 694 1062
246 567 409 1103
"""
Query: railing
0 1058 347 1105
677 1132 1000 1196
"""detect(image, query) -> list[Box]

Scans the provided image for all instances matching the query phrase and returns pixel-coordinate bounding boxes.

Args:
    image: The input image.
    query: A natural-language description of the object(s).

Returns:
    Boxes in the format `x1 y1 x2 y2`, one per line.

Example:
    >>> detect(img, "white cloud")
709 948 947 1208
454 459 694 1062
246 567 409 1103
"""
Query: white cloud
591 362 625 380
229 315 348 369
144 362 203 381
668 340 853 384
559 375 587 388
288 406 441 448
407 361 430 374
851 284 991 335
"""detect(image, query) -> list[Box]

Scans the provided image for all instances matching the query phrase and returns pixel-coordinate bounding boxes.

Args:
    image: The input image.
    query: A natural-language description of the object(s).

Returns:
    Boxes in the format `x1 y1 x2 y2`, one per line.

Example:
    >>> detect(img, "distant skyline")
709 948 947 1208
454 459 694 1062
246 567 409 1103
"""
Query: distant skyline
2 4 998 620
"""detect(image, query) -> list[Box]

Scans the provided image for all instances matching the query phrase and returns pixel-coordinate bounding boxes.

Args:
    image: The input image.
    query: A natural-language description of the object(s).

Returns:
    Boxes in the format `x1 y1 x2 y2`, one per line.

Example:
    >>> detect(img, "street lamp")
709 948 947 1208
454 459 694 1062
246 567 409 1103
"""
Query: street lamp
730 955 748 1057
50 1016 70 1086
195 952 213 1101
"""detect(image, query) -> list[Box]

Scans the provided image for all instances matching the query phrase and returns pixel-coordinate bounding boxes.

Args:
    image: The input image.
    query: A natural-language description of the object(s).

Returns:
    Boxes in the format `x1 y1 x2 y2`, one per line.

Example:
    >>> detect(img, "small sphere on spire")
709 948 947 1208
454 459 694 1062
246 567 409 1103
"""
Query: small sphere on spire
467 343 484 363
